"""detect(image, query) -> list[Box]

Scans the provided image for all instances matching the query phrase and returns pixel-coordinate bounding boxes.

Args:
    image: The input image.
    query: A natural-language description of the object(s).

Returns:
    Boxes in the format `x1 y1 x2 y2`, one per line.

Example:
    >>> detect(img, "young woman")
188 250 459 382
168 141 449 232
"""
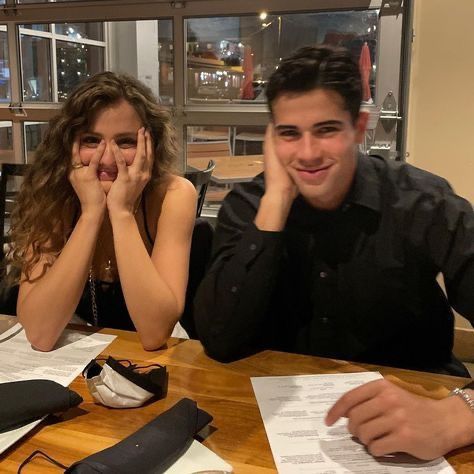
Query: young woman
9 72 196 351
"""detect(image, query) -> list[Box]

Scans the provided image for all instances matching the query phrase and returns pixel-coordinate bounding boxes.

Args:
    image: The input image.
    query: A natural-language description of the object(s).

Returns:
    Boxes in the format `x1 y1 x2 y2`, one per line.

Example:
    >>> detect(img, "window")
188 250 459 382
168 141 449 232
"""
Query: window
186 11 378 104
0 0 408 216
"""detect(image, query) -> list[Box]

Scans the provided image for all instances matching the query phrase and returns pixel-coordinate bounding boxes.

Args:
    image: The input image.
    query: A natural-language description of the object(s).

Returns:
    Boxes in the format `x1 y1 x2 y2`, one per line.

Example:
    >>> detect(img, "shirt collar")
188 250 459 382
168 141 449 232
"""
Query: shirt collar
345 153 382 213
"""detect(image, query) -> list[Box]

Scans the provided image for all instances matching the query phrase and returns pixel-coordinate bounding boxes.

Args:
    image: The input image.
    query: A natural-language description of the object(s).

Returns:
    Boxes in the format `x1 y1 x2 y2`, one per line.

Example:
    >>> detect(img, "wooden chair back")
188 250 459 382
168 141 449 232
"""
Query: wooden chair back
187 142 231 158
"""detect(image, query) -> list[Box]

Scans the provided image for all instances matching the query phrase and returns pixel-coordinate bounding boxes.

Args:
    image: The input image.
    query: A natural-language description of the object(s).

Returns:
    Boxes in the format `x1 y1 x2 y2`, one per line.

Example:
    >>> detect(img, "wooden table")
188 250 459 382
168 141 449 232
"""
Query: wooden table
188 155 264 184
1 318 474 473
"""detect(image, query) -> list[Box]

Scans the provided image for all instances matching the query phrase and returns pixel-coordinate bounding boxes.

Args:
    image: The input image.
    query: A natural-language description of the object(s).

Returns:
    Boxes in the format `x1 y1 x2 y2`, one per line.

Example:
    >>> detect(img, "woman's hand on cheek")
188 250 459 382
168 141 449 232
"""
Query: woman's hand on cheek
68 139 107 219
106 128 152 219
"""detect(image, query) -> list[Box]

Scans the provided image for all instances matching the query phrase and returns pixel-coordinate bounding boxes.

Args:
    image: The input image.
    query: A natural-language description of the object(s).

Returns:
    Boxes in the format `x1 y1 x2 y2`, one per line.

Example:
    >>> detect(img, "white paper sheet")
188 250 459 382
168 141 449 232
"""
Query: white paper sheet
164 439 233 473
251 372 454 474
0 323 115 454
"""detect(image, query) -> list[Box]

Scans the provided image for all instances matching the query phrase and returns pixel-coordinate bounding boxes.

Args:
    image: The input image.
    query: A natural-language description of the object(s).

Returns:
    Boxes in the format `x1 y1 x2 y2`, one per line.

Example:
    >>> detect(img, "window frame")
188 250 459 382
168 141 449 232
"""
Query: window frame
0 0 410 169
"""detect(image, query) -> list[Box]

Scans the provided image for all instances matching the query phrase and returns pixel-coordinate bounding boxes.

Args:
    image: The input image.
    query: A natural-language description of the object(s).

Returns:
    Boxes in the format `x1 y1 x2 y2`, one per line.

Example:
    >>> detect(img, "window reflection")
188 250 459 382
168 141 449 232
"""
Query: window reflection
186 11 378 104
56 41 103 101
25 122 49 161
55 23 103 42
0 30 10 103
186 125 266 207
0 121 13 162
21 34 52 101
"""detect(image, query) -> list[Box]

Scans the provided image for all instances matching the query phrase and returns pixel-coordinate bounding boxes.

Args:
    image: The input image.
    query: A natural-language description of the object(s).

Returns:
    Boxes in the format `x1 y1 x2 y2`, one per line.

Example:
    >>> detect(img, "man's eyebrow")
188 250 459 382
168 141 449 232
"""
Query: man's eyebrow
274 120 344 131
314 120 344 127
274 124 298 131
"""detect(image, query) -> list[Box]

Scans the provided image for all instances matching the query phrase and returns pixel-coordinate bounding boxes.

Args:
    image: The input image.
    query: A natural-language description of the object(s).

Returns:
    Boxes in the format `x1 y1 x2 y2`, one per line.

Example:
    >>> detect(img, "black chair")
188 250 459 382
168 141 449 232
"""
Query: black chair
0 164 28 315
184 160 215 217
0 163 29 262
180 218 214 339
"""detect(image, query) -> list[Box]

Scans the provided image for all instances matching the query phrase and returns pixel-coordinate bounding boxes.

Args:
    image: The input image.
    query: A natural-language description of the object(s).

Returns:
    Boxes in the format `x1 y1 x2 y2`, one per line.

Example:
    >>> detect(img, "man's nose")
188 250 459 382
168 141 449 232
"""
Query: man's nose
299 133 321 162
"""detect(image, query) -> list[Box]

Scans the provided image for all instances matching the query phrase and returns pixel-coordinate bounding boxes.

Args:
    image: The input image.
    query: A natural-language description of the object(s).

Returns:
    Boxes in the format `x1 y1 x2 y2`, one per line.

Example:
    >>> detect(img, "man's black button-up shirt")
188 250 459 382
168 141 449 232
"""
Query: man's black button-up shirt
194 155 474 375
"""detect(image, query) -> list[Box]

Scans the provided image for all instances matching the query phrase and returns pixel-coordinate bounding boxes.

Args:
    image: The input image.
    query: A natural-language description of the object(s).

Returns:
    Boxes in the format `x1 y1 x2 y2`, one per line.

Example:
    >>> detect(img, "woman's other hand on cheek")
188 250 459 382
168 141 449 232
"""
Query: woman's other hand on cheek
106 127 152 219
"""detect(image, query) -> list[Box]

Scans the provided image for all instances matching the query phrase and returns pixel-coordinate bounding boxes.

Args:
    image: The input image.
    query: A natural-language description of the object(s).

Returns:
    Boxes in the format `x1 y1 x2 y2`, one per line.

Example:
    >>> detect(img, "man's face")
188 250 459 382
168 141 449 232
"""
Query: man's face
272 88 367 210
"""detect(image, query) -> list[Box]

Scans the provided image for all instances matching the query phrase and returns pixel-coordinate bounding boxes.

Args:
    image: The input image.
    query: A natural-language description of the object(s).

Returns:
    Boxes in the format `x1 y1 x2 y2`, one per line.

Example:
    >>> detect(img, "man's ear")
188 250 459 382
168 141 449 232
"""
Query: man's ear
354 111 369 144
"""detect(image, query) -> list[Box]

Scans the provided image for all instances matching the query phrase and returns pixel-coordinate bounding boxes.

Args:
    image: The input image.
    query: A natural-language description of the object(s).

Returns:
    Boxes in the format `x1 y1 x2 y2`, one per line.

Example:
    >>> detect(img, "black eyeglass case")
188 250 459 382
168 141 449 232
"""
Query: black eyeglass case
0 379 82 433
66 397 213 474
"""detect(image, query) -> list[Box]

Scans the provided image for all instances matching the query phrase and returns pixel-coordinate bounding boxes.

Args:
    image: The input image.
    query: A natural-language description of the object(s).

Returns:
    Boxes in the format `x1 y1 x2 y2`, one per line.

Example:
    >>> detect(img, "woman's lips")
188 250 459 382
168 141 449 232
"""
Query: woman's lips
98 170 117 181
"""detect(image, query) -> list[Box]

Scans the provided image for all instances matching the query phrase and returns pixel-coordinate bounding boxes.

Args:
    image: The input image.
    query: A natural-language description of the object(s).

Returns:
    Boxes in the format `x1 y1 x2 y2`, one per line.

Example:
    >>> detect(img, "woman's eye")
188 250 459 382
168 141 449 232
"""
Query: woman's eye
80 136 100 147
116 139 137 149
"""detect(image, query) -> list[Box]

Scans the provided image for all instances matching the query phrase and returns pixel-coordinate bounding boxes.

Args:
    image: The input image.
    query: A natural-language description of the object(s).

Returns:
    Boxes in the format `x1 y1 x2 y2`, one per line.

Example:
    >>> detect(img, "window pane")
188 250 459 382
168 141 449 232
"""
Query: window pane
19 24 50 32
186 11 378 104
0 30 10 103
25 122 48 161
21 34 52 101
19 20 172 105
57 41 104 101
0 121 13 162
186 125 265 207
108 20 173 105
158 19 173 105
55 22 104 42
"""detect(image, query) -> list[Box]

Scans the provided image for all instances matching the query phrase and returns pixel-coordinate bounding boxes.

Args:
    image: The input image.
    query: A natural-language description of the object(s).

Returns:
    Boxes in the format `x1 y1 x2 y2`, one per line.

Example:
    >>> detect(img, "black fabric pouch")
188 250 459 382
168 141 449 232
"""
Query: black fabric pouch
0 379 83 432
66 398 213 474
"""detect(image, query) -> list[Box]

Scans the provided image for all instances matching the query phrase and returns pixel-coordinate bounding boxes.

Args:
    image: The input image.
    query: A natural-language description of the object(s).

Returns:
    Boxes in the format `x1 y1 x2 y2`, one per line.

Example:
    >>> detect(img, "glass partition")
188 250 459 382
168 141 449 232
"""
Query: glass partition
186 10 378 105
0 28 10 103
20 34 52 101
25 121 49 161
19 20 173 104
0 121 14 162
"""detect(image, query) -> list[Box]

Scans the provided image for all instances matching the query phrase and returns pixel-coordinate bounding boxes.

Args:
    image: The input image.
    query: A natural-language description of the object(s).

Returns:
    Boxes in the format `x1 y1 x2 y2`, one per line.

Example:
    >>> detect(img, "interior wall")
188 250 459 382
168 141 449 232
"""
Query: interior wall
406 0 474 204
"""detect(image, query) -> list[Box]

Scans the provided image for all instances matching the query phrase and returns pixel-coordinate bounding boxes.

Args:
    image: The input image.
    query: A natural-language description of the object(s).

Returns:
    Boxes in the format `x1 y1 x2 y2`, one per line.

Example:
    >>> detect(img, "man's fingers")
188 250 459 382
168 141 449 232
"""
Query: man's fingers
353 413 393 446
263 123 276 159
346 396 387 435
367 432 407 458
325 379 389 426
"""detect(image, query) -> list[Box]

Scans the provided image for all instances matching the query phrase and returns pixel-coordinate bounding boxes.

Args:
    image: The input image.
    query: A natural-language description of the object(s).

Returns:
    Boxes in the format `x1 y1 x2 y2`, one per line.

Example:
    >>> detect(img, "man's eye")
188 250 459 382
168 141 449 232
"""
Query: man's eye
317 127 339 135
277 130 299 139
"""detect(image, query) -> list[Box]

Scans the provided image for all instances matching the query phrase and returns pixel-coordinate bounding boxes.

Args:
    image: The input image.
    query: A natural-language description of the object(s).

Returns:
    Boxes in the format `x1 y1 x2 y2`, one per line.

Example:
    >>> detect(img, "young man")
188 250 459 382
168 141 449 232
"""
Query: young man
194 45 473 375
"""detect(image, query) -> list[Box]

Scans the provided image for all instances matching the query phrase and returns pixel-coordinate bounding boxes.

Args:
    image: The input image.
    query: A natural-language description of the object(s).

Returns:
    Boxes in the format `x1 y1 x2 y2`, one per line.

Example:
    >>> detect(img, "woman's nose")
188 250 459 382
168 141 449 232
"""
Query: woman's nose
99 142 115 166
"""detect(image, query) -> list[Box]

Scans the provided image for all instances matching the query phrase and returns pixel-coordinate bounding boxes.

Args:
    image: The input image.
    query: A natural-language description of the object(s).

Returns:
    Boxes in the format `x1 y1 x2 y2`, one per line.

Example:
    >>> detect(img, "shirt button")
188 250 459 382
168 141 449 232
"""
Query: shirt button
321 317 329 324
230 286 238 293
249 243 257 251
319 271 328 279
342 203 351 212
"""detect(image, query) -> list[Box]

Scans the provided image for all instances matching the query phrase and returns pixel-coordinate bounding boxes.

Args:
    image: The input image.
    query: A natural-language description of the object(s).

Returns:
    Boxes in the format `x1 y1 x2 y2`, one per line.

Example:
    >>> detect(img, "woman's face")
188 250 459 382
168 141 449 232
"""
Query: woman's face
77 99 145 191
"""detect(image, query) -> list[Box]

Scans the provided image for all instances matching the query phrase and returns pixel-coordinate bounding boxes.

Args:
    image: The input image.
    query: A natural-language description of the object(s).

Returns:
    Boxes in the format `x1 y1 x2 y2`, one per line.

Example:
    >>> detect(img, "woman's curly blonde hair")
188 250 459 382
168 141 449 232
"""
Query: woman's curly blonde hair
8 71 178 282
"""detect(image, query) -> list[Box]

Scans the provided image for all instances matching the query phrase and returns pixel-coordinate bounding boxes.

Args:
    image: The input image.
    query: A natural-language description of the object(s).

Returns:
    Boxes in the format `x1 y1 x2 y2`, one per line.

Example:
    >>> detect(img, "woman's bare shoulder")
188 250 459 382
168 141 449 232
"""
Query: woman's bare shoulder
161 175 197 203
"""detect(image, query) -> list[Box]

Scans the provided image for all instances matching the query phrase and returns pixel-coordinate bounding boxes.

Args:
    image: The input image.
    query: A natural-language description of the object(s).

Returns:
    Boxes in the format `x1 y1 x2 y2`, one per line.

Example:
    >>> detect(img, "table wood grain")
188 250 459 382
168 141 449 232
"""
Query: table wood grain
1 319 473 473
187 155 264 184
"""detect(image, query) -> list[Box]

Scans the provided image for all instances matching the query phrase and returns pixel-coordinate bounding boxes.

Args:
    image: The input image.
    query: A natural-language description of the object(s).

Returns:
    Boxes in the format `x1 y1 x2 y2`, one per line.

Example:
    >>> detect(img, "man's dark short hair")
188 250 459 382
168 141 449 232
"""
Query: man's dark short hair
266 45 362 123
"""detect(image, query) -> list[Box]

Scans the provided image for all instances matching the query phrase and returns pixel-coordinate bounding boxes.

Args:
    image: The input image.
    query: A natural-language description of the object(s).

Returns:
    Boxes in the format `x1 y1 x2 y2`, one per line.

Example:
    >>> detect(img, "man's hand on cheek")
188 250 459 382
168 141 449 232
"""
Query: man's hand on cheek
263 124 298 200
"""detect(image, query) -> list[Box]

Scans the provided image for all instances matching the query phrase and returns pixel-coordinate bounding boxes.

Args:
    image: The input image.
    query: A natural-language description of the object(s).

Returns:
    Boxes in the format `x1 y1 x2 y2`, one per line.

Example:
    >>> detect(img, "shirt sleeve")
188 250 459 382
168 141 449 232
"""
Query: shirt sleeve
425 189 474 321
193 184 285 362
